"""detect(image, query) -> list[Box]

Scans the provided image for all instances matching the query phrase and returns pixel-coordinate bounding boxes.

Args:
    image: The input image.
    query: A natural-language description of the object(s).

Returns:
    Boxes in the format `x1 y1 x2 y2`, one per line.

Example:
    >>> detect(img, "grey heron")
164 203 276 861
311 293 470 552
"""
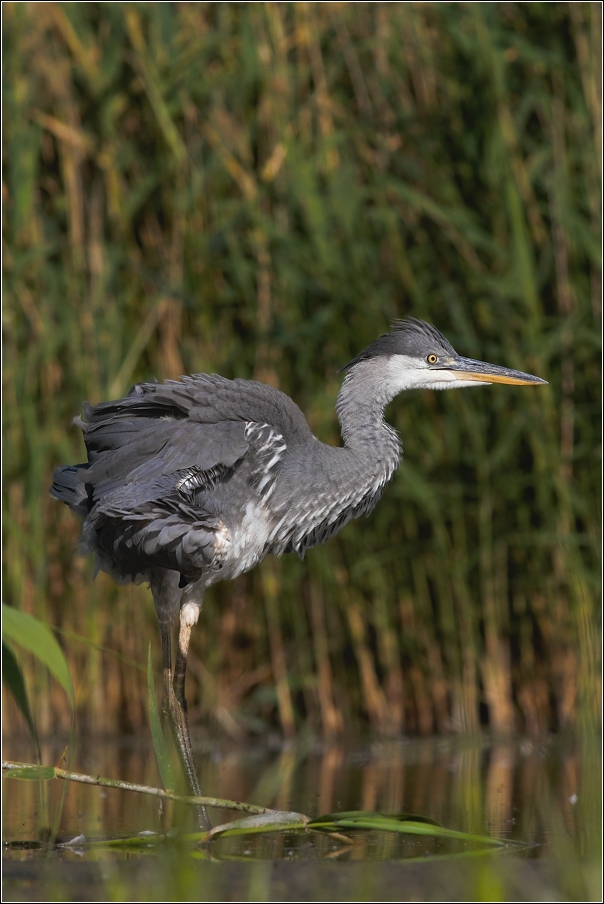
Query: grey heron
51 317 546 829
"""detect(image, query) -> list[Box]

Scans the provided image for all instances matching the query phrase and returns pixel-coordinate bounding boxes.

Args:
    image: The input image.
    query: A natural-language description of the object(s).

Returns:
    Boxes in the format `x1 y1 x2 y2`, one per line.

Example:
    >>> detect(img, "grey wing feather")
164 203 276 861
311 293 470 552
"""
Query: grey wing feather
85 420 250 501
77 373 313 509
53 373 311 582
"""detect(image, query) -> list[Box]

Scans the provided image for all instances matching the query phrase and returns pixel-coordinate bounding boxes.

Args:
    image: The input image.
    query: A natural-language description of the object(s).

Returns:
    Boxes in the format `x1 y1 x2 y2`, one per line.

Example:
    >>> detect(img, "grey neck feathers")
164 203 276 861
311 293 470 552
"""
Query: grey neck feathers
268 358 403 555
336 358 402 476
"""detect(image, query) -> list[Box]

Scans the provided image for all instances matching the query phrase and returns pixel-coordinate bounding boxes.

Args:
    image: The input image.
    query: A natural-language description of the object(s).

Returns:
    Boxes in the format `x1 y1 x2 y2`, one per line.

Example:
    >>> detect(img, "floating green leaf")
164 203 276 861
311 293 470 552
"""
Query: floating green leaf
308 812 503 846
3 763 56 781
309 810 440 828
91 832 168 850
204 811 310 841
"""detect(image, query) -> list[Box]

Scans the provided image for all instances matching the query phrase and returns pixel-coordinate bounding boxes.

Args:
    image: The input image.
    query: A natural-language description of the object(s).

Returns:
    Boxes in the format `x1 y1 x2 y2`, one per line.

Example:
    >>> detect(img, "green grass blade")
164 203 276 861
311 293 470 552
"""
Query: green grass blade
88 832 168 850
147 645 176 792
322 814 504 846
2 640 39 750
309 810 440 827
2 605 74 706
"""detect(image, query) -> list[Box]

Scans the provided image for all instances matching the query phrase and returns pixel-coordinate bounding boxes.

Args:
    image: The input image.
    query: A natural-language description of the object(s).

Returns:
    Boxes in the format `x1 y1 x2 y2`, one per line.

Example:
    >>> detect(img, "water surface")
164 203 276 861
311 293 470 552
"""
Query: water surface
3 732 600 901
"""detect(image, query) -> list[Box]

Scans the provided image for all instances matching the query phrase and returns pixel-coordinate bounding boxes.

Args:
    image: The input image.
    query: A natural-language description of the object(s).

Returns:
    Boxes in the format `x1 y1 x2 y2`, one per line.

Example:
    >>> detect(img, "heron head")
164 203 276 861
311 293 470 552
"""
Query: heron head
341 318 547 396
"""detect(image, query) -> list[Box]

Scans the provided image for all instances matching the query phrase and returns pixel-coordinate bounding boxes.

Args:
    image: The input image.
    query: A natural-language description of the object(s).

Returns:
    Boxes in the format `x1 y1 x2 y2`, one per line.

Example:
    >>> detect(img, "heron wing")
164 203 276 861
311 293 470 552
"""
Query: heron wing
79 373 311 497
70 373 311 581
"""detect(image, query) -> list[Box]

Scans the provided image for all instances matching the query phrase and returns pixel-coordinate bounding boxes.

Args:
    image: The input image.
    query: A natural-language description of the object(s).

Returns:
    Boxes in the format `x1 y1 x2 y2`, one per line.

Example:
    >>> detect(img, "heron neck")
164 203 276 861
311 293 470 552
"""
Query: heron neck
267 360 403 556
335 361 402 472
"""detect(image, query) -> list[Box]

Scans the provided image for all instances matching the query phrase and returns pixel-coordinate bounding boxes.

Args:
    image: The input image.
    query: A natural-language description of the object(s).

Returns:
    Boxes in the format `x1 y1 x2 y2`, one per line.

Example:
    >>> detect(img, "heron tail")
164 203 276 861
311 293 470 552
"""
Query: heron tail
50 463 91 517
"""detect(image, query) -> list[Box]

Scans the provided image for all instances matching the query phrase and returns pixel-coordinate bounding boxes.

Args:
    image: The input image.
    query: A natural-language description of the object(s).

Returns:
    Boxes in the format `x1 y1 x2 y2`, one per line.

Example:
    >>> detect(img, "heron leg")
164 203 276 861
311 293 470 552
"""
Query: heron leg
150 571 211 830
170 595 211 829
150 568 180 718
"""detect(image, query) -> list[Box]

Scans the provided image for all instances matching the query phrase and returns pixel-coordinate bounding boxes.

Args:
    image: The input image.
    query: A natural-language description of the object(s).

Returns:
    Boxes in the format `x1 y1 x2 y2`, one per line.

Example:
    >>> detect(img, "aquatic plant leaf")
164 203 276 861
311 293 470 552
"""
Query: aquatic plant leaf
309 810 440 828
3 762 56 781
92 832 168 849
147 645 176 792
324 814 503 846
2 640 38 747
2 605 74 706
204 810 309 841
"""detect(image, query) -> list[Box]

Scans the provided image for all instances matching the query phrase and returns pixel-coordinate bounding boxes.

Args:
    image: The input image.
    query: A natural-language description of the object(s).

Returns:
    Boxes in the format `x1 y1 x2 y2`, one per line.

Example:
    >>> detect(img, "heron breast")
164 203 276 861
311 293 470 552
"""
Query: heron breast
210 500 273 581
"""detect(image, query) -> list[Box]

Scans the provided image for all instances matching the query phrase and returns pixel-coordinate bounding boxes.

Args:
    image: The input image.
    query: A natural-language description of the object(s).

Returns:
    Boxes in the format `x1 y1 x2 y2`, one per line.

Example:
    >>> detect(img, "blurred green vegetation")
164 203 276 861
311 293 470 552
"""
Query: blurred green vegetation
2 2 601 742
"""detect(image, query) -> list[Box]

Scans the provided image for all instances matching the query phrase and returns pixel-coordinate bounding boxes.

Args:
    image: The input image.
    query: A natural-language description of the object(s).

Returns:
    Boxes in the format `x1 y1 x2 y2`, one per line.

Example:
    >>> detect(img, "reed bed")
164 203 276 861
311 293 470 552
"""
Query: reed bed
3 2 600 741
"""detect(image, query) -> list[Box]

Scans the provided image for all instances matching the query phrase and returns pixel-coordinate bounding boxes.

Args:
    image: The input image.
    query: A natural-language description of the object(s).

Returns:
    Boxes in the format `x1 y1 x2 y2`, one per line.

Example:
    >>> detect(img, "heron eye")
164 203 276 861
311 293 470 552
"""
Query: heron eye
427 354 438 364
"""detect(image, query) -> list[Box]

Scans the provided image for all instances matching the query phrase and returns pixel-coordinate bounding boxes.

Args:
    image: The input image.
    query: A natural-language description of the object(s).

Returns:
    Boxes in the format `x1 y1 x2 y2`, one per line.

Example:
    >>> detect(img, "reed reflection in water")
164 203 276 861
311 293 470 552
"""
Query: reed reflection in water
2 733 594 857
